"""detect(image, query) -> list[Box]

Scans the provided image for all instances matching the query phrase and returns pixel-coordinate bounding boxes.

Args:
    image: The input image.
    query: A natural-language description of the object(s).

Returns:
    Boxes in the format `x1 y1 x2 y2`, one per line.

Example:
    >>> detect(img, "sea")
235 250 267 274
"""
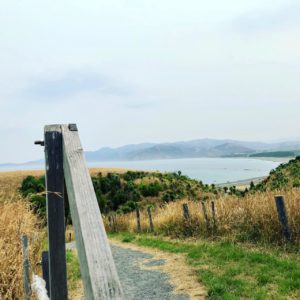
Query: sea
0 157 285 184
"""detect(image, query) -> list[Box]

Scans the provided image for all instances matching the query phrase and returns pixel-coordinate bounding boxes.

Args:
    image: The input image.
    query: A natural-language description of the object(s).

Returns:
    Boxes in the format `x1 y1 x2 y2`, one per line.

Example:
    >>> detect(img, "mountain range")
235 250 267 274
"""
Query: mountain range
1 138 300 167
85 139 300 161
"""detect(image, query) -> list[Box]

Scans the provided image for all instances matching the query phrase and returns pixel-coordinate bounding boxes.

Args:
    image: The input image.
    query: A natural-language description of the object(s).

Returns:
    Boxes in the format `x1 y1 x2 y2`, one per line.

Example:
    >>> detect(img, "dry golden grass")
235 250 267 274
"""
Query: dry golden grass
107 189 300 246
0 200 41 299
0 171 44 299
0 168 129 299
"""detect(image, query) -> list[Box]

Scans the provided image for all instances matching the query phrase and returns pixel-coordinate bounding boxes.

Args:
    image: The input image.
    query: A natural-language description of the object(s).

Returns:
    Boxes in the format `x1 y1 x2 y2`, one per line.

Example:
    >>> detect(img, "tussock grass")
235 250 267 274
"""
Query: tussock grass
0 171 42 299
106 189 300 246
0 200 41 299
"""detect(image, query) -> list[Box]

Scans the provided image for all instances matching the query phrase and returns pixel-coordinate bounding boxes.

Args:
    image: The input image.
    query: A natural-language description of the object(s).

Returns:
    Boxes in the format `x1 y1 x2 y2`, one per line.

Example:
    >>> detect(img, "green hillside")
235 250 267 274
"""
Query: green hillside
249 156 300 192
20 170 220 221
249 151 296 158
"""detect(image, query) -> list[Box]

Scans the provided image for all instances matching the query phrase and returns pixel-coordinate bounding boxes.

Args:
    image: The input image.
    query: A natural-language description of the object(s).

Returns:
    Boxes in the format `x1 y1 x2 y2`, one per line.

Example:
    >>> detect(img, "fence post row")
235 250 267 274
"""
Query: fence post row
21 235 30 300
44 125 68 300
274 195 291 242
42 124 124 300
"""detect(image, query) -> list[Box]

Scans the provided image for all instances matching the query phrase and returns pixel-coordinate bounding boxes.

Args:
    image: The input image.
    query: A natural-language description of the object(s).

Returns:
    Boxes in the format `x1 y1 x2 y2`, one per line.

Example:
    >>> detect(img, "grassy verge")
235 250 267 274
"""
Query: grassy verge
66 250 81 290
110 232 300 299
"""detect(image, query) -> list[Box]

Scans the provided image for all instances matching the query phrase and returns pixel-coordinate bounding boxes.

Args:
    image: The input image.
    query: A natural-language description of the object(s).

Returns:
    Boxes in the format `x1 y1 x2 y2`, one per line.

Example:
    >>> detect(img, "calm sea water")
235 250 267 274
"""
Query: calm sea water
89 158 282 184
0 157 283 184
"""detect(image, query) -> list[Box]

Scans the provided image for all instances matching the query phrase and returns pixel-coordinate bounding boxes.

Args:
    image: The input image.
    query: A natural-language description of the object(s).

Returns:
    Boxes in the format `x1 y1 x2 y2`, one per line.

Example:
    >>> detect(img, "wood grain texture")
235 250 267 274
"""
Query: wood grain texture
44 125 68 300
61 124 124 300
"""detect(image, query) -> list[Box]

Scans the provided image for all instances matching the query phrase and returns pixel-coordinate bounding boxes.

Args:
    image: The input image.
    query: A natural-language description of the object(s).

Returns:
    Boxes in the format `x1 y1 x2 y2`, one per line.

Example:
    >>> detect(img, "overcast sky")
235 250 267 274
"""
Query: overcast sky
0 0 299 163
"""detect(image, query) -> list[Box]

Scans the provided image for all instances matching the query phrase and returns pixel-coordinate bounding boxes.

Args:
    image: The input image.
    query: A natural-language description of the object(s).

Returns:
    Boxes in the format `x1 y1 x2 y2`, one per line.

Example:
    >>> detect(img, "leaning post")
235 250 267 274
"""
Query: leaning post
44 125 68 299
62 124 123 299
274 195 291 242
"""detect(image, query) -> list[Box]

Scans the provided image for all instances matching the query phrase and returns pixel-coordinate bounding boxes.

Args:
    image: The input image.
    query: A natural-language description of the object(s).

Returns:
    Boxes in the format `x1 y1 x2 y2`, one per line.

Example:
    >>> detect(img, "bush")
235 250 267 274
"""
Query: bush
139 182 162 197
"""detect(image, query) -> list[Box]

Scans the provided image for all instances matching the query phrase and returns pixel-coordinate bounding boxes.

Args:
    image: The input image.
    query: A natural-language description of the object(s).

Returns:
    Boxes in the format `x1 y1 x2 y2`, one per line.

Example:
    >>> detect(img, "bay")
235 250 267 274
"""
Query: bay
0 157 284 184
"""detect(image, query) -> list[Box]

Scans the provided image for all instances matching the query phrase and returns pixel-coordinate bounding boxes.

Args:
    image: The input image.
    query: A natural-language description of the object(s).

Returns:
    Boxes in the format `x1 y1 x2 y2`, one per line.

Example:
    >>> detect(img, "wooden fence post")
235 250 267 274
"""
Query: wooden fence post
41 251 50 297
147 207 154 232
201 201 210 233
136 207 141 233
274 195 291 241
182 203 190 221
62 124 123 299
211 201 217 234
44 125 68 300
21 235 30 300
112 214 117 232
108 215 113 231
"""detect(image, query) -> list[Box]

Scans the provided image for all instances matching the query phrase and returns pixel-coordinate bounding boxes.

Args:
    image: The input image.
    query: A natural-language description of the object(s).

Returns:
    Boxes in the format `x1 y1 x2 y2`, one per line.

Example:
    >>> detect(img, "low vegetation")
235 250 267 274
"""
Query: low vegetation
105 189 300 246
249 156 300 192
20 170 220 221
249 151 297 158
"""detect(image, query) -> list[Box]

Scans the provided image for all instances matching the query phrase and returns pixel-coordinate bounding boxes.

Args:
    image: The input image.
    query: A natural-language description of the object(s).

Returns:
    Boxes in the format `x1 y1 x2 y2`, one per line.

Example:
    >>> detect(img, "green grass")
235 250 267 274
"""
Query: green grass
66 250 81 289
42 237 81 290
110 233 300 299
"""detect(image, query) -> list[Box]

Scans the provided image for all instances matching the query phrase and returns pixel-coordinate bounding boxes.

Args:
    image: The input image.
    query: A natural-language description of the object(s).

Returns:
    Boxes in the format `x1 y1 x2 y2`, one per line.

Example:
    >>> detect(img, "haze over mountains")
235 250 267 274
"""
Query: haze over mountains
1 138 300 167
85 139 300 161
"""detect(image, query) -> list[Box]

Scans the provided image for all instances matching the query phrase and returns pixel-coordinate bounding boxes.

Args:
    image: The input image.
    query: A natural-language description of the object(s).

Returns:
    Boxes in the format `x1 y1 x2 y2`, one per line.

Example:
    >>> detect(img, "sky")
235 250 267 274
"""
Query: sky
0 0 299 163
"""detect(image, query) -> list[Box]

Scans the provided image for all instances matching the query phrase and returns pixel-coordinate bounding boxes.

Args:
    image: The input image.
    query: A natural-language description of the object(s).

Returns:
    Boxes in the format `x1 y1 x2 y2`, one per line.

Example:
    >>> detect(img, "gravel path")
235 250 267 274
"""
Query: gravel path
66 242 189 299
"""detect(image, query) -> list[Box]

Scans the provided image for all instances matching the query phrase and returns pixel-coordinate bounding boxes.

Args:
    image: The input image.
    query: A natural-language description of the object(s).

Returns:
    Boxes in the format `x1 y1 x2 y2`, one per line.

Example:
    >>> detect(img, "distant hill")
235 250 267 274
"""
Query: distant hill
249 151 297 158
85 139 300 161
1 138 300 166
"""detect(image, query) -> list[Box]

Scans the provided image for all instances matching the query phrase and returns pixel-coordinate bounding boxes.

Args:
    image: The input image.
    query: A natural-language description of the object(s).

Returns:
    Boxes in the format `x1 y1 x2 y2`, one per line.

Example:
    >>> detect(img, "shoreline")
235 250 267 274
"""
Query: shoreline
217 176 266 188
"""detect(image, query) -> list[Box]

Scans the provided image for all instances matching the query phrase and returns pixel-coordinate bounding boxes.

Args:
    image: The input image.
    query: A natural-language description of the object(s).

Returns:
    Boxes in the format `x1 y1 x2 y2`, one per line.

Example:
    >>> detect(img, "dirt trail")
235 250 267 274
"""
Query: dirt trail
67 240 206 299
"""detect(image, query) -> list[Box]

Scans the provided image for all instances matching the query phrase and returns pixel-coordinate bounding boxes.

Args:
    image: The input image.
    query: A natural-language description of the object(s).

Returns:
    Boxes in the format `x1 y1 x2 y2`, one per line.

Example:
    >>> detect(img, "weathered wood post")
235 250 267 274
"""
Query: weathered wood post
147 207 154 232
62 124 123 299
41 251 50 297
274 195 291 241
136 207 141 233
182 203 190 221
44 125 68 300
201 201 210 233
21 234 30 300
211 201 217 234
108 215 113 231
112 214 117 232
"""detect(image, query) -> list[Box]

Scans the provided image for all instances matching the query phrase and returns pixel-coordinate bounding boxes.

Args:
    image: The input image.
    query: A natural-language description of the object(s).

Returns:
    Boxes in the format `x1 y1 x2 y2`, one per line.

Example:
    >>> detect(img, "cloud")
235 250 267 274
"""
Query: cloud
231 2 300 34
24 71 131 100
